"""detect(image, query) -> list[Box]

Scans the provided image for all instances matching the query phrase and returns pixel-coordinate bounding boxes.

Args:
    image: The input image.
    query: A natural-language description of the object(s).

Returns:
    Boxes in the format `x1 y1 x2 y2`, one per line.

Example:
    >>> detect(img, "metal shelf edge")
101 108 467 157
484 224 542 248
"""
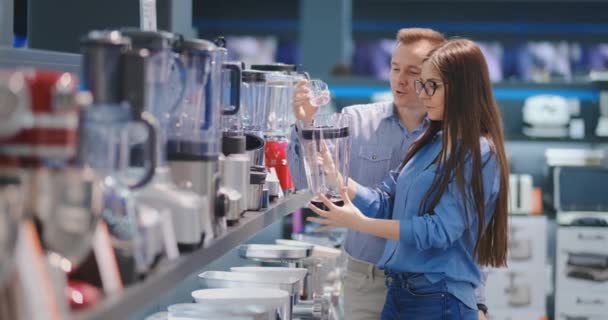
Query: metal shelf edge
73 191 311 320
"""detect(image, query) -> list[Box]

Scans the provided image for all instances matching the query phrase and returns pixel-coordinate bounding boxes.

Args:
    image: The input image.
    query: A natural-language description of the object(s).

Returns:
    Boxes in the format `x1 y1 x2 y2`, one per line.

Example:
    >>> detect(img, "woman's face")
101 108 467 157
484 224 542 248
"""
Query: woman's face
416 61 445 121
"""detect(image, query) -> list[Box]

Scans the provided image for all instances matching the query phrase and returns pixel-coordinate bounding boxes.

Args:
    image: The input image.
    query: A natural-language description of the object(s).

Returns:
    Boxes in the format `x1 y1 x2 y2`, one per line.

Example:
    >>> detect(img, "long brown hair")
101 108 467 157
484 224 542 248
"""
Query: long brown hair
401 39 509 267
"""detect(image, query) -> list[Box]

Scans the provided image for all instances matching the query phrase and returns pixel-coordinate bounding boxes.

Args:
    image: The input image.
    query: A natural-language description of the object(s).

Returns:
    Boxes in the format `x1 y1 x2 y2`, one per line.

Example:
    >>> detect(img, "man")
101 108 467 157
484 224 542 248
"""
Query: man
287 28 489 320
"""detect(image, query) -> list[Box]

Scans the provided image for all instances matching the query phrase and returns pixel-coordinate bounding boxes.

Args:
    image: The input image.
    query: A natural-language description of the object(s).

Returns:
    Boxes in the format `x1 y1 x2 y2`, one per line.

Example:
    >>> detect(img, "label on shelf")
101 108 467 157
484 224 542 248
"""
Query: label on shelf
139 0 157 31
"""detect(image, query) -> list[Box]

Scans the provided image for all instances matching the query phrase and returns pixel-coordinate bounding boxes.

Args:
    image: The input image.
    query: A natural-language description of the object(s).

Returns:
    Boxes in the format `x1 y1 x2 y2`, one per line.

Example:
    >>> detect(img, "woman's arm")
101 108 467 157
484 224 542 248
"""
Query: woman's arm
354 216 400 240
307 189 400 240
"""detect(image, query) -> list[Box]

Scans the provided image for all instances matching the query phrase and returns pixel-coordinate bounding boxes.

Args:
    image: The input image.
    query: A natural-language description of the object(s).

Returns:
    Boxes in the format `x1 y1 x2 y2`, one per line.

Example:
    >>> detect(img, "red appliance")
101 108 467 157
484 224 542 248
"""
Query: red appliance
265 138 294 192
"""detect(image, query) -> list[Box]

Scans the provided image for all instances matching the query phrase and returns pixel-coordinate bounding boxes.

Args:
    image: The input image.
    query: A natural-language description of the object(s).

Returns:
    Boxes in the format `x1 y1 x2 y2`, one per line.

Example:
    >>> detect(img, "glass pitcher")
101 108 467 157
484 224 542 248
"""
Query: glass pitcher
264 73 294 138
167 38 222 158
296 113 352 209
80 30 157 189
250 63 308 137
120 28 186 166
241 70 269 136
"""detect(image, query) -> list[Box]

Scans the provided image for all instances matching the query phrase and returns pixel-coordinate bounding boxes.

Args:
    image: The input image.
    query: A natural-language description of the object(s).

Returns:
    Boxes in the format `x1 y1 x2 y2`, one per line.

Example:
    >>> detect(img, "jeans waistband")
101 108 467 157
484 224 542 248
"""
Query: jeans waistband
384 271 430 287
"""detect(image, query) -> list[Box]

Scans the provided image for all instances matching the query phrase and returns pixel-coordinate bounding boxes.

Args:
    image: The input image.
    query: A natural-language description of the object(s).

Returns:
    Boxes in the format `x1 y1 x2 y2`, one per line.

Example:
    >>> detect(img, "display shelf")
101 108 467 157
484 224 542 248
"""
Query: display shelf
73 191 311 320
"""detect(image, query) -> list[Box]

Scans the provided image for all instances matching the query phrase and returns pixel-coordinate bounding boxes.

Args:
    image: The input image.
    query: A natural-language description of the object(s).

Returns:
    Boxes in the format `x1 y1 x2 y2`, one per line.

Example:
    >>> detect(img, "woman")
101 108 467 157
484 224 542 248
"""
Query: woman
308 39 509 320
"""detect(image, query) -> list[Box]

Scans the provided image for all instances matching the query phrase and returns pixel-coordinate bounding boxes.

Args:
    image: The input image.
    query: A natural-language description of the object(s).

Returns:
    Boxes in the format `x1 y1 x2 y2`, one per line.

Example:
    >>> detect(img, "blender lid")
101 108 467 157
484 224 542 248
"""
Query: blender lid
175 37 217 53
120 28 175 51
242 70 267 82
301 126 350 140
80 30 131 47
251 63 297 73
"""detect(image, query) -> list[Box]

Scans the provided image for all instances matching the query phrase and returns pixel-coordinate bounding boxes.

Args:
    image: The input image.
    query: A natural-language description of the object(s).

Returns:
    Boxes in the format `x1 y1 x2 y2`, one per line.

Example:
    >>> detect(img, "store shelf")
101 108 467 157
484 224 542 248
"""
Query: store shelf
73 191 311 320
506 134 608 144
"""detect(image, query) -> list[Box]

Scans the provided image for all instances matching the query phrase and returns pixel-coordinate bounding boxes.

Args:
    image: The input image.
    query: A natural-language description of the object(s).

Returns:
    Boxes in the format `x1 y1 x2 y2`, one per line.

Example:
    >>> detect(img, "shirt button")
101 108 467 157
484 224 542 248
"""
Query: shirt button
372 154 377 160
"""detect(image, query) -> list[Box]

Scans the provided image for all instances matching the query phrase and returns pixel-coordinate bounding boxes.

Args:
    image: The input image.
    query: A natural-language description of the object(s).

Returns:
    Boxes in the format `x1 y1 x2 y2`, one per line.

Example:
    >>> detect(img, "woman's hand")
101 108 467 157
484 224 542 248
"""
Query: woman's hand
307 187 367 231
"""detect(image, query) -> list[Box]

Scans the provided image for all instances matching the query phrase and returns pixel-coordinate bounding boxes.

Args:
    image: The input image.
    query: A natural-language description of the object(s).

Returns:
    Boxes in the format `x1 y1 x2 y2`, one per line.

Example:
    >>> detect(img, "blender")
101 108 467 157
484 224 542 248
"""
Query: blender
215 41 249 224
80 30 177 283
296 113 351 210
250 63 307 195
241 70 271 207
120 28 206 253
167 37 226 242
0 69 119 315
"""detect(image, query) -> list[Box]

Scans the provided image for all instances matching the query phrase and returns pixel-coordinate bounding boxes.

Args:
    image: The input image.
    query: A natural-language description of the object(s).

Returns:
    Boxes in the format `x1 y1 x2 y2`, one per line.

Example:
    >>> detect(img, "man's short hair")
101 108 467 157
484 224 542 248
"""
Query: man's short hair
396 28 446 47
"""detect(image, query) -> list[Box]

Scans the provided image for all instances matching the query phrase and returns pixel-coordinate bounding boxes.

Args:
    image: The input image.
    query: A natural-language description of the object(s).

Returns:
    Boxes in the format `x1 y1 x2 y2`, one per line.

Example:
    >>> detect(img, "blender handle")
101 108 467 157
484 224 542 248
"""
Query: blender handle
221 63 241 115
129 112 158 190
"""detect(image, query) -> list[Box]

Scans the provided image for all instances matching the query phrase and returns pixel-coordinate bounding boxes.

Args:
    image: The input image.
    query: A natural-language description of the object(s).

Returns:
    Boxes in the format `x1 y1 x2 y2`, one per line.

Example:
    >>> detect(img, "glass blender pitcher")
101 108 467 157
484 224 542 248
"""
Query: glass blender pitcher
297 113 352 210
81 30 176 283
120 29 207 253
250 64 308 194
167 38 225 242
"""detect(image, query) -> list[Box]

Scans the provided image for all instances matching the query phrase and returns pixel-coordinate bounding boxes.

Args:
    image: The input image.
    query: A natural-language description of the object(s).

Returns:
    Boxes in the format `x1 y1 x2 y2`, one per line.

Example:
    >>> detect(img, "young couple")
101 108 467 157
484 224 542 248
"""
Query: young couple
288 28 508 320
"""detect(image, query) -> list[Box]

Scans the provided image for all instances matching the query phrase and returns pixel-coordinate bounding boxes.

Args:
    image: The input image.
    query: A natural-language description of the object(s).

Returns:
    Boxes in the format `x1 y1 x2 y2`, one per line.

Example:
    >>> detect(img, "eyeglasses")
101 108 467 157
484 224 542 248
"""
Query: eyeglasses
414 79 444 97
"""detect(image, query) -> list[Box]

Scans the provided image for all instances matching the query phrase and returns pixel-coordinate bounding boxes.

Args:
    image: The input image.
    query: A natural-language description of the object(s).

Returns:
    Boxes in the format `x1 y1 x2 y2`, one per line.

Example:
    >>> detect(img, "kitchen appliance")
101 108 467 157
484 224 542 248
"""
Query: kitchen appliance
552 166 608 225
248 171 267 211
167 37 227 243
120 28 205 252
0 69 118 316
220 134 248 224
80 30 158 188
508 225 532 261
508 174 533 214
81 30 178 282
169 302 271 320
296 113 352 209
217 271 328 320
505 272 532 307
274 239 342 303
250 64 307 194
237 244 332 319
198 271 301 320
522 95 572 138
241 70 269 162
566 252 608 282
192 288 287 320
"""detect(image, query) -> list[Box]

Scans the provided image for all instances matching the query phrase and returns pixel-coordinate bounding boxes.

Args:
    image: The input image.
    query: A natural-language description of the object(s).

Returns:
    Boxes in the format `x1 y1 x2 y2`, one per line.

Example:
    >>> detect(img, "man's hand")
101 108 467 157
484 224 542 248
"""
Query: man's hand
478 310 487 320
293 79 318 125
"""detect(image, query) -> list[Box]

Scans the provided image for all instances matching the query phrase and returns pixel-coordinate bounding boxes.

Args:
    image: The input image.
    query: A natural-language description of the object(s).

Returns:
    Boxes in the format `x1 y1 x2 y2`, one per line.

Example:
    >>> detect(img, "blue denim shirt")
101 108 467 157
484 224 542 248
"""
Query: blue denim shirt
352 131 501 309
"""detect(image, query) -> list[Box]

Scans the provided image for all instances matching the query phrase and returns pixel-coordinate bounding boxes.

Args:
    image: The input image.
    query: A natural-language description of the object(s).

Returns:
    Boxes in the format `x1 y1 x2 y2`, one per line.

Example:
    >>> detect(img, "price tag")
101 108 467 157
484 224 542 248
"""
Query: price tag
140 0 157 31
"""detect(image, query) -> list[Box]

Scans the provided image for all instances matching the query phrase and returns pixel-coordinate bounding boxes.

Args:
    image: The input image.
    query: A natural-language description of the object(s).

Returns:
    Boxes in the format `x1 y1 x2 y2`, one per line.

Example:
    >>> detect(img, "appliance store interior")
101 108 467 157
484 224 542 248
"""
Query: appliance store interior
0 0 607 319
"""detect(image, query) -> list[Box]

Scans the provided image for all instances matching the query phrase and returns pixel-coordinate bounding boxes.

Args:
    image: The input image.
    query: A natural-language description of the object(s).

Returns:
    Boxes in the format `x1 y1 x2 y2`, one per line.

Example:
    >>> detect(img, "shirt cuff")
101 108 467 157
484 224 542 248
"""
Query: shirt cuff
399 217 415 244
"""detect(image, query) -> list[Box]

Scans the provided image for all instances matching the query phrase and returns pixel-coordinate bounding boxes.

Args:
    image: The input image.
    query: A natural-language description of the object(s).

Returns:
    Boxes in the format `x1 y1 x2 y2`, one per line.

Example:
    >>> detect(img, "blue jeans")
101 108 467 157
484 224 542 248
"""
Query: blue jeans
380 272 478 320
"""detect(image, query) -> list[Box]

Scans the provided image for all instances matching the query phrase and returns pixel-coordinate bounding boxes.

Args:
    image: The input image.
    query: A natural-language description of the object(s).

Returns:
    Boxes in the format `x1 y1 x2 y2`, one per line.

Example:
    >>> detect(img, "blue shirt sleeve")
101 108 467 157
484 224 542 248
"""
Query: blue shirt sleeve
399 151 500 251
351 169 399 219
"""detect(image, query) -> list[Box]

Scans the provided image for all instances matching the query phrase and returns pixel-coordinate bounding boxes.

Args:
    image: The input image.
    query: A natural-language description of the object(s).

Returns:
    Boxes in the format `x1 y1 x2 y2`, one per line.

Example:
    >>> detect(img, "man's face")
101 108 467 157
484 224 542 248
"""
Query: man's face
389 40 437 109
